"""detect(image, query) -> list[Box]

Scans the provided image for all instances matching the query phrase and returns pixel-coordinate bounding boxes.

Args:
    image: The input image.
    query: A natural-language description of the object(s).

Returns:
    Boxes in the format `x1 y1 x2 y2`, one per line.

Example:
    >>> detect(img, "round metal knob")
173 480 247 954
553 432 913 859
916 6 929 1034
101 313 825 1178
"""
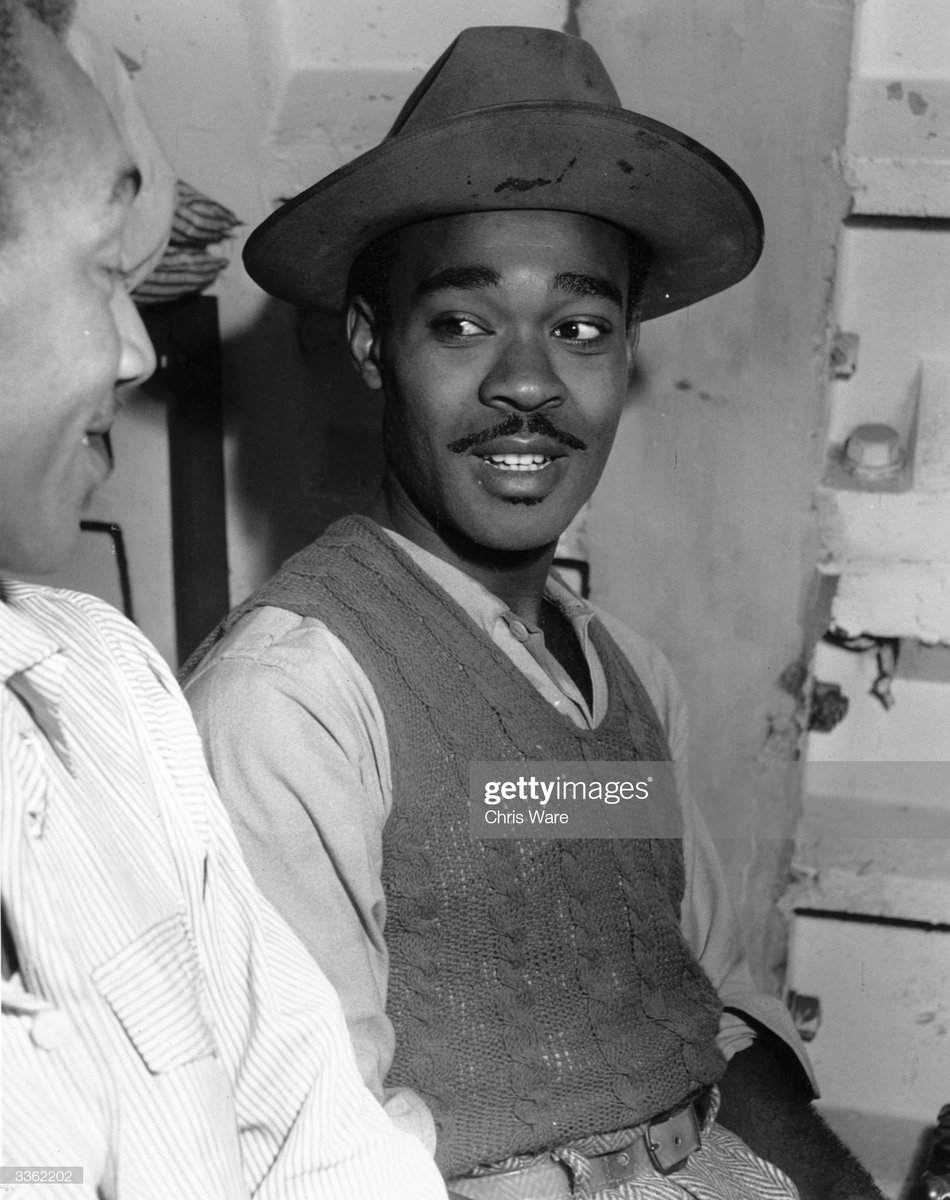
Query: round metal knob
844 423 903 478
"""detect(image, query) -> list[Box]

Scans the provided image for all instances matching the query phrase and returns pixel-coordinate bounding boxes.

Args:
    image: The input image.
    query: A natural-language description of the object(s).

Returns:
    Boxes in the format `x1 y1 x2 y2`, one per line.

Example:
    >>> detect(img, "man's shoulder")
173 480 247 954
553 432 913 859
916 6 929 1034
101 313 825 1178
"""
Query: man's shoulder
191 518 427 679
3 578 155 662
184 601 390 770
195 603 351 671
185 603 380 734
1 579 183 726
5 575 119 613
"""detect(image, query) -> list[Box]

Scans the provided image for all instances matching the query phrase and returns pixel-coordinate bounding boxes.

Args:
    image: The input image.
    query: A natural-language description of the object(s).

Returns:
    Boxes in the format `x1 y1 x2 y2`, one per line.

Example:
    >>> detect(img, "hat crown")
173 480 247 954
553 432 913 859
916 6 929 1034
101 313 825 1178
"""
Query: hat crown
390 26 622 138
244 24 762 319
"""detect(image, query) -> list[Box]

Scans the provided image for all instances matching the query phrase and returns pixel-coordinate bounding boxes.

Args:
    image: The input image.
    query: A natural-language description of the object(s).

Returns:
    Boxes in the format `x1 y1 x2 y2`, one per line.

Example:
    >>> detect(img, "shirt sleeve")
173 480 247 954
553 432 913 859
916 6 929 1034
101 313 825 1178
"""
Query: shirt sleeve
184 607 439 1151
591 607 817 1092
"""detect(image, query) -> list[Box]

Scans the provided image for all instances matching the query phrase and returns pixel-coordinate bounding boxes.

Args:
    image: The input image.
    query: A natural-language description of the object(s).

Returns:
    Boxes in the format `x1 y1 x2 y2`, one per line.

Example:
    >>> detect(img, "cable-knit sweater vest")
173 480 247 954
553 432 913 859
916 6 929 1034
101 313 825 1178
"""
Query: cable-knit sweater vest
192 516 725 1176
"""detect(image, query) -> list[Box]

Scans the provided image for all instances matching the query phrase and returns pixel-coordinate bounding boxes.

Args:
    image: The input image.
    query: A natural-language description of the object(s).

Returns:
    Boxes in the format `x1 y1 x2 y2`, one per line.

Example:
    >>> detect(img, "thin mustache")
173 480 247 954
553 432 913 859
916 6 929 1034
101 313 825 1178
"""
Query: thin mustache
447 413 587 454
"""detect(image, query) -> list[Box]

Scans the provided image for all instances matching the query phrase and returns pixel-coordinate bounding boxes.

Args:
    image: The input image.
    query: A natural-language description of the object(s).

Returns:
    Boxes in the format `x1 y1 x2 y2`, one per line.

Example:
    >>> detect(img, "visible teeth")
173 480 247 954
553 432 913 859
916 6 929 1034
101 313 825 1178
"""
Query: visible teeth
81 435 90 446
484 453 550 471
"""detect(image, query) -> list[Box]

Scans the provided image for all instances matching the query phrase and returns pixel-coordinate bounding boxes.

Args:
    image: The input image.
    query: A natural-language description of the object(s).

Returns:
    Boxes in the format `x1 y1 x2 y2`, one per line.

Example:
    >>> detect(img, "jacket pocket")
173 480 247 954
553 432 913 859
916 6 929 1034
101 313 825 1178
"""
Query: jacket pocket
92 912 216 1074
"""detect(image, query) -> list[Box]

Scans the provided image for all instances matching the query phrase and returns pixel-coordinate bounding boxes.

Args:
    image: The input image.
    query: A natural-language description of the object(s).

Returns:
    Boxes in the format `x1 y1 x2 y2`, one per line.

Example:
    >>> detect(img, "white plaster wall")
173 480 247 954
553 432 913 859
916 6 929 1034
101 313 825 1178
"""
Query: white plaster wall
846 0 950 215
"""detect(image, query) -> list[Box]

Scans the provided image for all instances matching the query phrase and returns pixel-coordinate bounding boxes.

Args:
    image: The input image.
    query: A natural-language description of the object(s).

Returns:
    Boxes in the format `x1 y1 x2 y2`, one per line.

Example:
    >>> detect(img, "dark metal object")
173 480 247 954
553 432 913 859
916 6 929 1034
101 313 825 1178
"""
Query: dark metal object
142 297 229 667
785 990 822 1043
647 1103 701 1175
552 556 590 599
823 629 901 712
808 680 849 732
79 521 134 621
923 1104 950 1200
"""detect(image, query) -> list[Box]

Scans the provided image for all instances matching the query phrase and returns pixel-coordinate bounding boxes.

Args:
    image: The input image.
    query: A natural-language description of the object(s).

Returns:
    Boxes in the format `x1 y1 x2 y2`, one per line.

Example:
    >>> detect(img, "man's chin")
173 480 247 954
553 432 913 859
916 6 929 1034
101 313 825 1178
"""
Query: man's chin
1 519 83 578
478 493 583 548
452 510 568 558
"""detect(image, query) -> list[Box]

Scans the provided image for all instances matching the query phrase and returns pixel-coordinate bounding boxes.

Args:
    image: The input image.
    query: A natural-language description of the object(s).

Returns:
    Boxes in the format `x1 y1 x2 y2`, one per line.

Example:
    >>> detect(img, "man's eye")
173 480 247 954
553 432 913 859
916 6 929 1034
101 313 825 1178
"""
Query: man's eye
431 315 488 340
553 319 610 345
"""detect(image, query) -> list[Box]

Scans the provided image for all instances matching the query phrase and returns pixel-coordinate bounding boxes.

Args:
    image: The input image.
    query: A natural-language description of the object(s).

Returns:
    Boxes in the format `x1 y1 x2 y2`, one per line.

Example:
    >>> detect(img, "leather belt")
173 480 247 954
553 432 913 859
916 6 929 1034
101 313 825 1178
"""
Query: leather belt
448 1097 706 1200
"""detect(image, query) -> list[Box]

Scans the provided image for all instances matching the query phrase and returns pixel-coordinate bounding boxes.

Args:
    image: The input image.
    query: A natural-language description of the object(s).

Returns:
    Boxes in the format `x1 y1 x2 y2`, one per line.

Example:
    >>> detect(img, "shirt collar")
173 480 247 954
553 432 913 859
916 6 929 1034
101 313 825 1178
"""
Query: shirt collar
0 583 74 771
0 583 63 683
380 528 603 726
382 527 595 639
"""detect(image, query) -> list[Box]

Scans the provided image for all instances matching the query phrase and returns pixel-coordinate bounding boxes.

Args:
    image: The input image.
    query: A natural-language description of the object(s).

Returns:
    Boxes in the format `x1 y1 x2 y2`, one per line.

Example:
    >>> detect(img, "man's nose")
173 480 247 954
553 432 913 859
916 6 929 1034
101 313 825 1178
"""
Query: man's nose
114 288 157 388
479 334 565 412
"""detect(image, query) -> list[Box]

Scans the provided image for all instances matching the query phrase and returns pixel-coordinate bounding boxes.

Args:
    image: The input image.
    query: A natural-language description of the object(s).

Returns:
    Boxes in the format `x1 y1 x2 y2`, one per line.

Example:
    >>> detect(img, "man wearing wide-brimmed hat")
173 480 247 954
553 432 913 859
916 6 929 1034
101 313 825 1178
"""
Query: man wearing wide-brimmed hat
186 26 883 1200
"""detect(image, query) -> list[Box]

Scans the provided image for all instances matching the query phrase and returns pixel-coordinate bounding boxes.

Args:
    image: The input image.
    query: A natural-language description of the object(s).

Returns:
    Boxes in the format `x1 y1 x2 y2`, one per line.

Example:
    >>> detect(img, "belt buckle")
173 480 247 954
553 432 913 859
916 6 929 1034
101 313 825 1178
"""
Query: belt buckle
646 1102 701 1175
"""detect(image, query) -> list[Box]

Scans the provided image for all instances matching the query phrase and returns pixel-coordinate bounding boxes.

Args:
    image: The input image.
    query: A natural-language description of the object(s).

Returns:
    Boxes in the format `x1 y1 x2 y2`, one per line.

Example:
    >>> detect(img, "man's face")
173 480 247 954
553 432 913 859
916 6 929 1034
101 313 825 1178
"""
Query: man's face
349 209 638 558
0 13 156 575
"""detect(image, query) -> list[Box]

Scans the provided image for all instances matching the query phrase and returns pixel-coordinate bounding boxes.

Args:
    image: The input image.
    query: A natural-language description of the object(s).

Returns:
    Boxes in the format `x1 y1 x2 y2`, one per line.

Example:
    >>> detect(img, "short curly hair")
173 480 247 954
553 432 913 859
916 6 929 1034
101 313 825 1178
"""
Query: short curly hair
0 0 77 244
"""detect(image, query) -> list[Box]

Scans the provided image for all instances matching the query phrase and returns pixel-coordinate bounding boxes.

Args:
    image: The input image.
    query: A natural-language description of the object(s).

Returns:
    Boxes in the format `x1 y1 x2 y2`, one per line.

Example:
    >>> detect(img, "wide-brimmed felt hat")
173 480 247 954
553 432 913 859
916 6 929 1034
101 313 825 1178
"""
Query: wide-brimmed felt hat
243 26 763 321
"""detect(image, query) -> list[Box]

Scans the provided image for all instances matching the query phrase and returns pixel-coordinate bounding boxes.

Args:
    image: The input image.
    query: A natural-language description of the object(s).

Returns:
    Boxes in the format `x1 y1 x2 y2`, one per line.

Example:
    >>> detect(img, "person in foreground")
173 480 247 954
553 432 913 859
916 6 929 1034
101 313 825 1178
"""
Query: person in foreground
0 4 449 1197
185 26 885 1200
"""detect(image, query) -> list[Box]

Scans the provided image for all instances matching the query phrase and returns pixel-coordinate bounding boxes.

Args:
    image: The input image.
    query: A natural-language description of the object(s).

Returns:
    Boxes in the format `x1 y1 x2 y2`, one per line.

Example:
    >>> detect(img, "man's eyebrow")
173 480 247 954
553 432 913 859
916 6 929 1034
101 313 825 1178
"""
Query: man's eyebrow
415 265 501 299
111 166 143 205
553 271 623 308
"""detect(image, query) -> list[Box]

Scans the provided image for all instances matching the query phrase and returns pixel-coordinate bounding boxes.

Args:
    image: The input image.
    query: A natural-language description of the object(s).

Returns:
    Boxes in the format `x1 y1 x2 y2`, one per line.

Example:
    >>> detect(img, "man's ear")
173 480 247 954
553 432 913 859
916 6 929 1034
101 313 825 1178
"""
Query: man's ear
346 296 384 390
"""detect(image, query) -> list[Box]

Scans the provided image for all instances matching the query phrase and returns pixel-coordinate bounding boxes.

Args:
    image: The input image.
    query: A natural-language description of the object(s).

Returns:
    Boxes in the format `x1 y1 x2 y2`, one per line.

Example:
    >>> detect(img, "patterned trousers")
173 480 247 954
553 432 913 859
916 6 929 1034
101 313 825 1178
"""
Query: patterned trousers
586 1123 801 1200
449 1092 801 1200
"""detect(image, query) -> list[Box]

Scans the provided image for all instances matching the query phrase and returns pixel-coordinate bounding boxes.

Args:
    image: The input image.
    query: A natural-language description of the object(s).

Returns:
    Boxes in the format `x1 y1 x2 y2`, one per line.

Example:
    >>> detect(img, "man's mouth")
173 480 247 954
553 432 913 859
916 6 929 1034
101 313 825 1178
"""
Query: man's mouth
81 428 115 473
481 452 553 472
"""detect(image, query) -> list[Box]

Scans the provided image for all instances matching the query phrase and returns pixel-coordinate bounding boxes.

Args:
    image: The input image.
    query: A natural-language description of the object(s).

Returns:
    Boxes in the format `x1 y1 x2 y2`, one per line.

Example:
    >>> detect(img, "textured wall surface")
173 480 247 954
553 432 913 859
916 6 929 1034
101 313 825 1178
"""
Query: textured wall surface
576 0 853 983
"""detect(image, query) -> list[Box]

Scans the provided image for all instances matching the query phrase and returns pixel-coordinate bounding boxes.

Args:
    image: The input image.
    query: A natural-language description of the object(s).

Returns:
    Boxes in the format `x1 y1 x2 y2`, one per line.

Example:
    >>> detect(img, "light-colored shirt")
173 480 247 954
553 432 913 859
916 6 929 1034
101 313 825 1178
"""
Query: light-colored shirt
185 530 815 1155
0 579 447 1200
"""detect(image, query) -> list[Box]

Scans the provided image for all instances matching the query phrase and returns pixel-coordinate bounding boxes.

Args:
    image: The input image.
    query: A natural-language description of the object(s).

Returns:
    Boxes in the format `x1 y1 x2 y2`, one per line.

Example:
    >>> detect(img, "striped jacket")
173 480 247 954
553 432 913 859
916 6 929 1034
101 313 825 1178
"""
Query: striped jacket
0 580 446 1200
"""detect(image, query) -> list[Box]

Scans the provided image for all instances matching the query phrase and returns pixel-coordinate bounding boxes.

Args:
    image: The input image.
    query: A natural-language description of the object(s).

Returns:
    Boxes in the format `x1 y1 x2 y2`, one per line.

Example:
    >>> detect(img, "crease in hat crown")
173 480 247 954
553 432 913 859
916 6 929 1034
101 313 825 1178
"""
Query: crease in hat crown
244 24 763 320
387 25 625 135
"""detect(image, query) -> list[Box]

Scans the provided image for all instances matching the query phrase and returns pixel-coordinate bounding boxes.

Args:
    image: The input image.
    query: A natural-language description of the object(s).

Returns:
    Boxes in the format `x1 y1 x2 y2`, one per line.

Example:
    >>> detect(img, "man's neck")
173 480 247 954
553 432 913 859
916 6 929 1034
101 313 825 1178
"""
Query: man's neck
365 486 594 706
366 488 556 625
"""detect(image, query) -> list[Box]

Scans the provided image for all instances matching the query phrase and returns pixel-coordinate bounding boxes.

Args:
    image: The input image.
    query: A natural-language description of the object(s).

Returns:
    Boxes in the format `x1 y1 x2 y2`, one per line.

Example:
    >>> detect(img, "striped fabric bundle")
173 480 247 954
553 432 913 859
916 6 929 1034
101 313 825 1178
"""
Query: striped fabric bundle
133 180 241 305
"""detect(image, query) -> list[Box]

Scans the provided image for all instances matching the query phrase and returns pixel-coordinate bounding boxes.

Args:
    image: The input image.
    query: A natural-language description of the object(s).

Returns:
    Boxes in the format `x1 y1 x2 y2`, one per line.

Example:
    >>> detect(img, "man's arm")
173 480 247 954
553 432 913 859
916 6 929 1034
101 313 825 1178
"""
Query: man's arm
717 1028 886 1200
183 606 437 1151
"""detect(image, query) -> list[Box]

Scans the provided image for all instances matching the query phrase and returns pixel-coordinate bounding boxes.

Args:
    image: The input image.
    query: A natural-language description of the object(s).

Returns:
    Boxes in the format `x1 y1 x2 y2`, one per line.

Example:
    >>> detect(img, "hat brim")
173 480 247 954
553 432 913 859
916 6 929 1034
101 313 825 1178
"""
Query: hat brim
244 101 763 321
